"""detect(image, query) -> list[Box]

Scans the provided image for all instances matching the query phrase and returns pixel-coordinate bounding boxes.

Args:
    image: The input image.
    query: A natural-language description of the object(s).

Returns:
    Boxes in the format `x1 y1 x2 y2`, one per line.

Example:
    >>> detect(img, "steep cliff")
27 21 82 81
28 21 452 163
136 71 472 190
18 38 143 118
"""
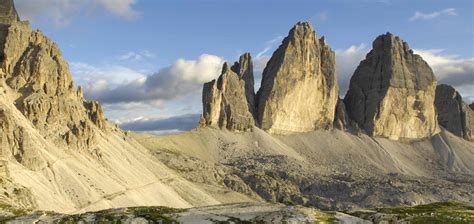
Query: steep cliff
200 54 255 131
256 22 338 134
344 32 439 140
435 84 473 141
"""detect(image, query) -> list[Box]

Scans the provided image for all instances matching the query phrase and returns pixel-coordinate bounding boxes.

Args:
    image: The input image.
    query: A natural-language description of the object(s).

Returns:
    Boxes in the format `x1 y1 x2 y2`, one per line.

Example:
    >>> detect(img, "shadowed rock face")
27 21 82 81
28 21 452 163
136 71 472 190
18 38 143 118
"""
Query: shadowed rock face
0 0 18 24
435 84 473 141
231 53 255 118
470 103 474 110
344 32 439 140
200 59 255 131
256 22 338 134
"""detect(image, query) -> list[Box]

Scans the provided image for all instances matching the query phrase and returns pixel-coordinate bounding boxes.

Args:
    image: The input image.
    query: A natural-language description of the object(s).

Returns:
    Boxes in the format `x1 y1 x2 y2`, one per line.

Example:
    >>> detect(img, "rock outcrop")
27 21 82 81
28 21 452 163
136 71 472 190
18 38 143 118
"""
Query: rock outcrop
231 53 255 118
0 0 18 24
200 56 255 131
435 84 473 141
256 22 338 134
344 32 439 140
470 103 474 110
0 2 108 151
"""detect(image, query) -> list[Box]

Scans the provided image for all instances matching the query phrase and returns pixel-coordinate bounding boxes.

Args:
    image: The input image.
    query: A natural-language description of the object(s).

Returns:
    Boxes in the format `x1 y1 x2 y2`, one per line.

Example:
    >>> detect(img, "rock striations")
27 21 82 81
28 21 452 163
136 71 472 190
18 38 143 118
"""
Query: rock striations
256 22 338 134
199 23 474 143
0 0 18 25
200 56 255 131
0 19 108 152
344 33 439 140
200 22 339 134
435 84 473 141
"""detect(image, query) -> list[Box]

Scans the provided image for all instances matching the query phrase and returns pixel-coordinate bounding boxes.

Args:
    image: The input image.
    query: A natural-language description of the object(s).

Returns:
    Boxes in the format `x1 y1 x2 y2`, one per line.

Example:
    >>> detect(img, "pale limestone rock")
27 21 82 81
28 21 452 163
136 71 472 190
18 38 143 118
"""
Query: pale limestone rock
435 84 473 141
344 33 439 140
334 99 350 131
256 22 338 134
201 60 255 131
0 0 18 25
231 52 255 118
0 13 108 151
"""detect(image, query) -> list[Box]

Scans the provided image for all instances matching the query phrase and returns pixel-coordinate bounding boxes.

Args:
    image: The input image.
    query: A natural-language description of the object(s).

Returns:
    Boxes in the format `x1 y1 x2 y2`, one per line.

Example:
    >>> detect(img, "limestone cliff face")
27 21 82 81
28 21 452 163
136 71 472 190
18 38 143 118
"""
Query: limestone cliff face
200 58 255 131
435 84 473 141
344 33 439 140
0 0 18 25
231 53 255 118
0 6 108 152
256 22 338 134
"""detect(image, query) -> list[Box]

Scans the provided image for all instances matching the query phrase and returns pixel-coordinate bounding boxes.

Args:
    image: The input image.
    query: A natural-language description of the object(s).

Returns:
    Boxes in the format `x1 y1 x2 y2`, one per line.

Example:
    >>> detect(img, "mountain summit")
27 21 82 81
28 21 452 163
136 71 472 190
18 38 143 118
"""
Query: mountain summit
0 0 18 24
344 32 439 140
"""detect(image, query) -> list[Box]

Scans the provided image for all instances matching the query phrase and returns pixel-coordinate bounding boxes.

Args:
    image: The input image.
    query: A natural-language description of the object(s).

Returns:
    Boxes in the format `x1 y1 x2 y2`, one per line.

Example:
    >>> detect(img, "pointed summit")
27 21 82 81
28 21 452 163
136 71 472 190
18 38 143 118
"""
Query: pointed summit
0 0 19 24
256 21 339 133
344 33 439 140
200 54 256 131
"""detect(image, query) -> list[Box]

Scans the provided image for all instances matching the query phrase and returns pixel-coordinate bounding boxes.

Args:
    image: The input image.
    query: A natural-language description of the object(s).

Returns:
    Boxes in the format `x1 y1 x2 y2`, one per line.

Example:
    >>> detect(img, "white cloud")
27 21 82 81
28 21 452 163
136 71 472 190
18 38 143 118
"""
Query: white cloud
119 51 155 61
70 62 147 88
81 54 225 104
335 44 369 95
409 8 457 21
15 0 139 27
414 49 474 102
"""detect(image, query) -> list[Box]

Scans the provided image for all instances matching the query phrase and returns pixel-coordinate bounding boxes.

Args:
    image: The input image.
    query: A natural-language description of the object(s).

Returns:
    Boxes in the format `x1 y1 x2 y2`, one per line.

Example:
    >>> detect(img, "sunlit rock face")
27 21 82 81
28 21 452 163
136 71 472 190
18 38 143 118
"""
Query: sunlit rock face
435 84 474 141
256 22 339 134
344 33 439 140
200 56 255 131
0 1 108 152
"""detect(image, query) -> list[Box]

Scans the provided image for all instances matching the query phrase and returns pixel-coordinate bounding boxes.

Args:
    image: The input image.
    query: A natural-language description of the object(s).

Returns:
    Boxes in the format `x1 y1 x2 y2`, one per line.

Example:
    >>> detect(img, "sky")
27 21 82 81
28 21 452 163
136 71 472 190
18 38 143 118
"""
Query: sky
14 0 474 134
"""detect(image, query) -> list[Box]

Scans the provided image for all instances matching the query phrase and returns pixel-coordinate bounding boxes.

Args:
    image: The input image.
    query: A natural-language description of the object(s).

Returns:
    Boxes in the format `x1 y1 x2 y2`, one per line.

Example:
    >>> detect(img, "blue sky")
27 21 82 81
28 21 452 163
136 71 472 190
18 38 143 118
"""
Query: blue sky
15 0 474 134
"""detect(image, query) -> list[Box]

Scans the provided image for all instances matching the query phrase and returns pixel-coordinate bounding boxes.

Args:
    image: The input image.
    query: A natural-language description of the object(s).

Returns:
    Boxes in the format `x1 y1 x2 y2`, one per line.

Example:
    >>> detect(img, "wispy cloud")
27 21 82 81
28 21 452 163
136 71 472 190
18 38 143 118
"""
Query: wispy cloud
15 0 140 27
335 44 369 95
118 51 155 61
409 8 457 21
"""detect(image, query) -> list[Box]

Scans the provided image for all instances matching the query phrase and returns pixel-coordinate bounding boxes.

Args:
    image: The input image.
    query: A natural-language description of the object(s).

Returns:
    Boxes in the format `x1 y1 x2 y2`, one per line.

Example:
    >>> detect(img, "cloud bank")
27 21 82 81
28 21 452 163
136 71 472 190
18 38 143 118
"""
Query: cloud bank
119 113 201 132
81 54 224 105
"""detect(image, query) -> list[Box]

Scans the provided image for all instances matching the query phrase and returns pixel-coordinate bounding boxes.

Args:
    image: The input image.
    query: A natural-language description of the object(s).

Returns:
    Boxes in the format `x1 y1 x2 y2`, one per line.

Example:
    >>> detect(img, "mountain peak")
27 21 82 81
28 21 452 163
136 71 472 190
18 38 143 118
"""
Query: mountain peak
0 0 19 24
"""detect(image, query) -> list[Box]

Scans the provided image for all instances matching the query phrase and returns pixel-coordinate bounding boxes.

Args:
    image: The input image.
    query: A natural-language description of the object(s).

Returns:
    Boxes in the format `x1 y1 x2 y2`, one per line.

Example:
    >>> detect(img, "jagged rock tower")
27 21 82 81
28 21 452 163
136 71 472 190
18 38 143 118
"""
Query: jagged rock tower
435 84 473 141
200 53 255 131
200 22 338 134
0 0 18 24
0 0 108 169
344 33 439 140
256 22 338 134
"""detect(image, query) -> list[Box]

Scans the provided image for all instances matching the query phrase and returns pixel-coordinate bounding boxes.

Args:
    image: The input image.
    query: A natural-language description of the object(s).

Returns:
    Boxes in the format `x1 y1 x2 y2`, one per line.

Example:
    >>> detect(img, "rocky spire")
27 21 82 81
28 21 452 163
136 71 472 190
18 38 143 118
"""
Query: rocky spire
344 32 439 140
200 55 255 131
0 8 109 151
435 84 473 141
0 0 19 24
231 53 256 118
256 21 339 134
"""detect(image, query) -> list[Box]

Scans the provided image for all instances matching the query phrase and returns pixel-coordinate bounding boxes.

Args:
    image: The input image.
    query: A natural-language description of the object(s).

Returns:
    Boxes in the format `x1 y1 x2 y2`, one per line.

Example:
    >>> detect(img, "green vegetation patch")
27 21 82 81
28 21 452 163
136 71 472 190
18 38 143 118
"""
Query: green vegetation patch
348 201 474 224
